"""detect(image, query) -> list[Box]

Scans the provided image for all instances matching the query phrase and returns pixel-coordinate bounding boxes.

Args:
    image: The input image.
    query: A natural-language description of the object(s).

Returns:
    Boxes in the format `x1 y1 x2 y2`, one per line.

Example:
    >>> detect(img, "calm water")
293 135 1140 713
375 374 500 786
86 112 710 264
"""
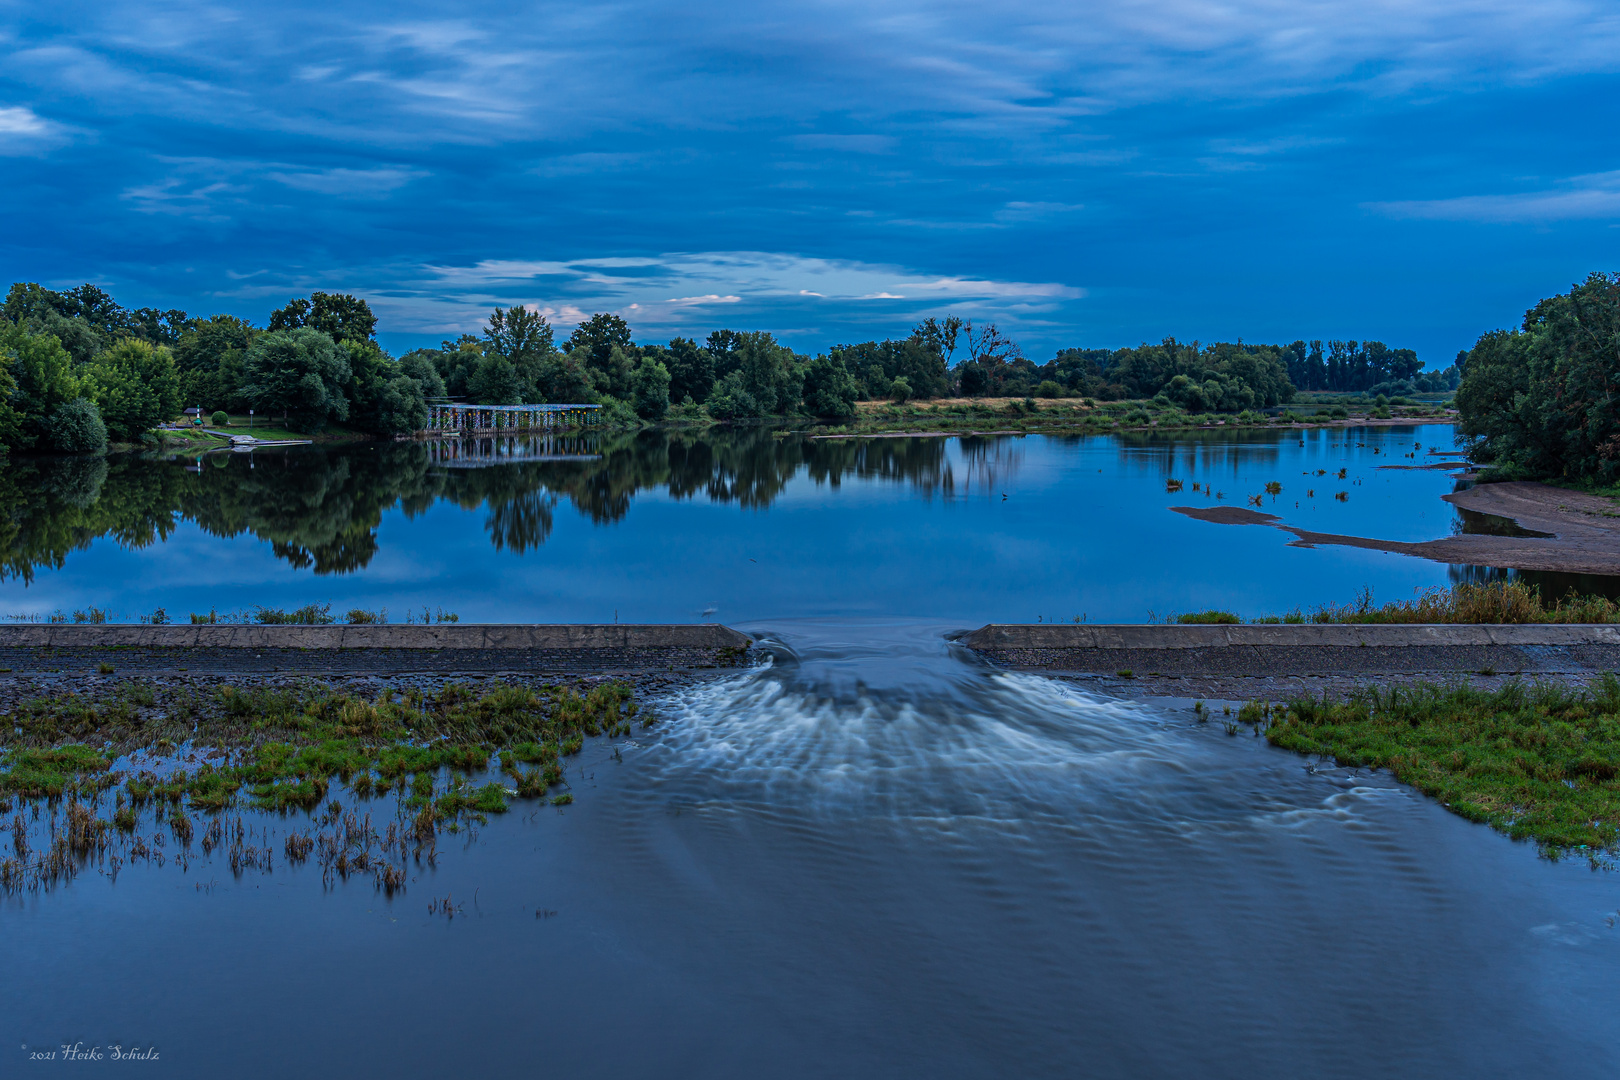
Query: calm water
0 422 1492 622
8 424 1620 1078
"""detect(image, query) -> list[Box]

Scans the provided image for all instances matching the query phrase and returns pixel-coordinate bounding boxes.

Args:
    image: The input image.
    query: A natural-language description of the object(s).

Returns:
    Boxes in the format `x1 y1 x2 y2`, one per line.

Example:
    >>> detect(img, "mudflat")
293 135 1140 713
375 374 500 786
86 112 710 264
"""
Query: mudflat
1174 480 1620 574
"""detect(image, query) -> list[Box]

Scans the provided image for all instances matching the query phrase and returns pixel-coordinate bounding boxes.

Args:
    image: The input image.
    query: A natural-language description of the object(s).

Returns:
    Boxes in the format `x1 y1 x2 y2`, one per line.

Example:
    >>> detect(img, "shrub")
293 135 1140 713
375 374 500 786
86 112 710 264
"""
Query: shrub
889 376 912 403
1035 380 1064 398
1330 406 1349 419
46 397 108 453
1178 611 1240 624
210 410 229 426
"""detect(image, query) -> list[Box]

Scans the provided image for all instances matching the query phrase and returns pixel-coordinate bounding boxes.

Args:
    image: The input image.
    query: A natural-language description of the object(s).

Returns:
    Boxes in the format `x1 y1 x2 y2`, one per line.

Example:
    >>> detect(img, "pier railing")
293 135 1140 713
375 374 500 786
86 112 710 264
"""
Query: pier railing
422 403 602 436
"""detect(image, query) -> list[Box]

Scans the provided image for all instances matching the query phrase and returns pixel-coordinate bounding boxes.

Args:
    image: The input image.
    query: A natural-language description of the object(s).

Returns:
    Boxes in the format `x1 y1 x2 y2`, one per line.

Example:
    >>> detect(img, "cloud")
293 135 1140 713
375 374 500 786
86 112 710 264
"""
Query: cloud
1370 172 1620 223
364 251 1085 335
267 167 427 196
0 105 69 155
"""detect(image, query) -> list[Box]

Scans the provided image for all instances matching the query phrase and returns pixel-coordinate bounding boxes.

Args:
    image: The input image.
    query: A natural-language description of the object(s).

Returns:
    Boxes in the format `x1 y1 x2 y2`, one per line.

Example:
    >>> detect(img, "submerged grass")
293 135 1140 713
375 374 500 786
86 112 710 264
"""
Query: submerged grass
0 679 640 819
0 677 646 895
1268 676 1620 857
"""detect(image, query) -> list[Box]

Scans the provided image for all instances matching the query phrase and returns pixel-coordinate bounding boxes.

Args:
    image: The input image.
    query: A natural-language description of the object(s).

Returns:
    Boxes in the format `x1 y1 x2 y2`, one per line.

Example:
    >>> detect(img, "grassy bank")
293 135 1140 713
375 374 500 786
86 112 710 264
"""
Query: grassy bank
0 677 641 893
1180 581 1620 626
803 395 1456 437
1262 678 1620 858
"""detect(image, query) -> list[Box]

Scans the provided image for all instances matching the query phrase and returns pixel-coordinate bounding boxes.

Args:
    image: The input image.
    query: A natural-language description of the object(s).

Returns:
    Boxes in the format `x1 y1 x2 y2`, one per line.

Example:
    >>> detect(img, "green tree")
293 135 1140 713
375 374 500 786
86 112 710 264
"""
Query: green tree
0 322 75 449
531 352 594 404
47 398 107 453
174 314 257 413
468 354 525 404
705 372 760 420
84 338 184 442
269 292 377 344
1457 273 1620 480
630 356 671 420
802 355 857 419
398 350 447 400
484 306 556 393
239 328 352 432
345 340 428 435
659 337 714 404
427 336 484 399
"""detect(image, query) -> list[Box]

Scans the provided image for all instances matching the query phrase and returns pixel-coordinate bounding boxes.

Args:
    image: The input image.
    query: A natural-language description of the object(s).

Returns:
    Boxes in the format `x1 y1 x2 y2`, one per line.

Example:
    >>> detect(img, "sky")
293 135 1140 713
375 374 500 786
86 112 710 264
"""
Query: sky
1 0 1617 364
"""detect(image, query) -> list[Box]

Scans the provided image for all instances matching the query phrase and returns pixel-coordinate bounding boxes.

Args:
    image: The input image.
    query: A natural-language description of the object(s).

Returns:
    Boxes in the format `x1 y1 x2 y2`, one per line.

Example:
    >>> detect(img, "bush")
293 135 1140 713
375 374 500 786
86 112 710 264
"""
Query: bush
210 410 229 426
1036 380 1064 398
46 397 107 453
1178 611 1241 624
889 376 912 403
1330 406 1349 419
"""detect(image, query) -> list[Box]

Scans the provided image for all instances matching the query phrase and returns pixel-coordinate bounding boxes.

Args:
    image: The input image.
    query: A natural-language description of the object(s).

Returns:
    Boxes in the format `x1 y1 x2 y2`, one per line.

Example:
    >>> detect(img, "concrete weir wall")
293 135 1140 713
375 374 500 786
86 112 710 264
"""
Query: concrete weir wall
963 623 1620 694
964 624 1620 649
0 624 754 676
0 624 751 650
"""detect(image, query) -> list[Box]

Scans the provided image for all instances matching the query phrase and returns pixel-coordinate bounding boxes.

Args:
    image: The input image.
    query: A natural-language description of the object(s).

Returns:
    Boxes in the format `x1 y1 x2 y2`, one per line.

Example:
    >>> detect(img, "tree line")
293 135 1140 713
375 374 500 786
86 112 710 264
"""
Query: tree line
1457 272 1620 483
0 279 1449 454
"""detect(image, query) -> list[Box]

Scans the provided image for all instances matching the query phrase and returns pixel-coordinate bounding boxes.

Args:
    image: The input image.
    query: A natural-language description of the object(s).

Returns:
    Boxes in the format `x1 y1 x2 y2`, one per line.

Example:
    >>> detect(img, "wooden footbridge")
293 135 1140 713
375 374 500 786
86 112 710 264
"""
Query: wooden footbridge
422 402 602 436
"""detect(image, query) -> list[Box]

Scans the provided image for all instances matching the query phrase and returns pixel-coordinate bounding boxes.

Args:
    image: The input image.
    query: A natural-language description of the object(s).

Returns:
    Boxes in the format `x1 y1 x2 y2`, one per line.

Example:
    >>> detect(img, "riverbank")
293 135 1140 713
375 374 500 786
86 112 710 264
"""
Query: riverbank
797 397 1458 437
1173 480 1620 575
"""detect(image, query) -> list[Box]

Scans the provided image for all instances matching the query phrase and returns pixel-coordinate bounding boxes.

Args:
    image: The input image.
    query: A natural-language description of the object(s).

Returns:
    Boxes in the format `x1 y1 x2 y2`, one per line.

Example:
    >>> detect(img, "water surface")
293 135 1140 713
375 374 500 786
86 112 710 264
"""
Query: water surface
7 624 1619 1078
0 423 1483 622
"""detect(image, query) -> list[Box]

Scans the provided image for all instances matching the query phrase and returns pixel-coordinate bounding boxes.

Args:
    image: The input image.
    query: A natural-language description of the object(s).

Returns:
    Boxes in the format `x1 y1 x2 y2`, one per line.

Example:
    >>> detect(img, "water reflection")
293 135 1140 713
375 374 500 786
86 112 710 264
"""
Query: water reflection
0 430 1007 580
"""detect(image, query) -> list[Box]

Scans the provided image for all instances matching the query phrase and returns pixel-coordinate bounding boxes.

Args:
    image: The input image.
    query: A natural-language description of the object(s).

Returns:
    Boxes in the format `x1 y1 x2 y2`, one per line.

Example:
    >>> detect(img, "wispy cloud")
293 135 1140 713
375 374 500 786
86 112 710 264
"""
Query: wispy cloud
0 105 70 155
1371 172 1620 223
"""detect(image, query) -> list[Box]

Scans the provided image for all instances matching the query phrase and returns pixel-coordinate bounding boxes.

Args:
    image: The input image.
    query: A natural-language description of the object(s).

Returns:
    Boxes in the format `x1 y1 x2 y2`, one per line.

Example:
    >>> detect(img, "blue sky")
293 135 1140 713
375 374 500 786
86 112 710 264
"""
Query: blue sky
2 0 1617 364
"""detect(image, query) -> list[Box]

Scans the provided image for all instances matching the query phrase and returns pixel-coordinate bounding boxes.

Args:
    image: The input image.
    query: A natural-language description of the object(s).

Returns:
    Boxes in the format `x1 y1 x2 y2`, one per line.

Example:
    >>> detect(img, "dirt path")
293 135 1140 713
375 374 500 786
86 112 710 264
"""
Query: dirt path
1172 481 1620 574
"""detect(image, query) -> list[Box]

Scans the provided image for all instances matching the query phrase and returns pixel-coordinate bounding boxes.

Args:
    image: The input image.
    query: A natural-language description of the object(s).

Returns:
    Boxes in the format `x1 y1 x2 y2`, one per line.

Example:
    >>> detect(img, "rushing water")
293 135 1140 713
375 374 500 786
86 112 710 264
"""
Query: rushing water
7 424 1620 1076
7 623 1620 1077
0 422 1508 622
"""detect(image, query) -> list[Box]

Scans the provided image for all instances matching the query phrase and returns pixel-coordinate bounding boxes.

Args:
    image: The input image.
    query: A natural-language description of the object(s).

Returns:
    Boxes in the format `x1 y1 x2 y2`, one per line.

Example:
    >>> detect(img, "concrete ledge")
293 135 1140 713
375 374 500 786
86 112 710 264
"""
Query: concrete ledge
964 623 1620 649
0 624 752 650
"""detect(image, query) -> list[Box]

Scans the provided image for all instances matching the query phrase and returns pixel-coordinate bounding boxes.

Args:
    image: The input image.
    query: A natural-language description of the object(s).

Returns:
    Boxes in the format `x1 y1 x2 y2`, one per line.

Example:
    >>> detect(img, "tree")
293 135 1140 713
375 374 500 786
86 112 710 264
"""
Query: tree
84 338 184 442
239 328 352 432
705 372 760 420
802 355 857 419
345 340 427 435
428 336 484 399
655 337 714 404
269 292 377 344
174 314 257 413
912 316 963 363
47 398 106 453
398 350 447 400
468 354 525 405
1455 273 1620 481
531 352 594 404
0 322 79 449
630 356 671 420
566 313 634 395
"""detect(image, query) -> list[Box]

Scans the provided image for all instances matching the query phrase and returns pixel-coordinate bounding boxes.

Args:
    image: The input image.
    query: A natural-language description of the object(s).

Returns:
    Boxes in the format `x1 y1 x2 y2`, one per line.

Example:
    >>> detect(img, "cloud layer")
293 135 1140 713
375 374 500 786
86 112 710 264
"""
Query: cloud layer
3 0 1618 358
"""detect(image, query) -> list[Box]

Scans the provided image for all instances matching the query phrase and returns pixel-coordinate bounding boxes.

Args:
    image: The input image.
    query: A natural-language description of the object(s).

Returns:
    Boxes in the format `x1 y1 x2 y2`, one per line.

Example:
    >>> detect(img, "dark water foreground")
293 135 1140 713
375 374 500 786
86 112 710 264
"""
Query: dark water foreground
7 622 1619 1078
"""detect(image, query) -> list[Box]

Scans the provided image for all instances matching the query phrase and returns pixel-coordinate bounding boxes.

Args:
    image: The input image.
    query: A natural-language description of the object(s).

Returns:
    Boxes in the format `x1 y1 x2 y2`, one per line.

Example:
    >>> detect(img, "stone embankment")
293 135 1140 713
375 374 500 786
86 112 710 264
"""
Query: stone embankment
965 623 1620 699
0 623 752 677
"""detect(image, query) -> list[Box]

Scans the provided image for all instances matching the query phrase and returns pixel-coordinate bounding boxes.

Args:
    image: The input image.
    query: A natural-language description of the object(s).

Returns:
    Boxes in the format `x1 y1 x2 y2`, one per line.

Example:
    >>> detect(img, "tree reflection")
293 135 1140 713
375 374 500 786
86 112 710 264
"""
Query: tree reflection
0 429 1014 579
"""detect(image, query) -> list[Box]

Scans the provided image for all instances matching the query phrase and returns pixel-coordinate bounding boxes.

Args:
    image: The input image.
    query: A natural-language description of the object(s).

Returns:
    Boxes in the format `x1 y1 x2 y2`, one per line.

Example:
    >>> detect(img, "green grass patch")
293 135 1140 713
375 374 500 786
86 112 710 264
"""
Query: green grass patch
1177 610 1241 624
1269 677 1620 856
